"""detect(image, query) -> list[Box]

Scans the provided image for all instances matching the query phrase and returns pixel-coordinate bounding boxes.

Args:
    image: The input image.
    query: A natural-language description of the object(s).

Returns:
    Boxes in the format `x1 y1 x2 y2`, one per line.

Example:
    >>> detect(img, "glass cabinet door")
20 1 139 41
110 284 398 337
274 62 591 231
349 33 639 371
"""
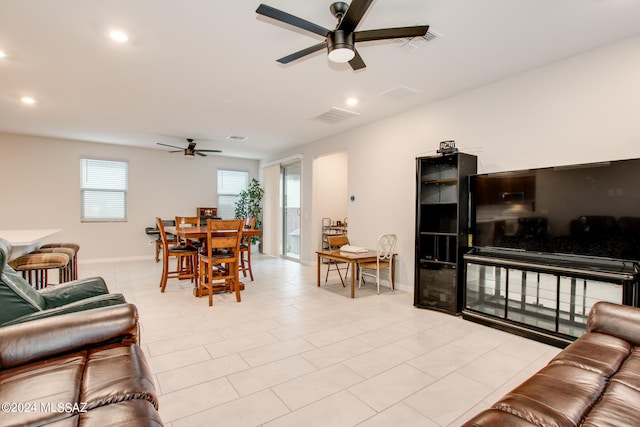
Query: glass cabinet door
557 277 623 336
465 260 626 339
465 264 507 318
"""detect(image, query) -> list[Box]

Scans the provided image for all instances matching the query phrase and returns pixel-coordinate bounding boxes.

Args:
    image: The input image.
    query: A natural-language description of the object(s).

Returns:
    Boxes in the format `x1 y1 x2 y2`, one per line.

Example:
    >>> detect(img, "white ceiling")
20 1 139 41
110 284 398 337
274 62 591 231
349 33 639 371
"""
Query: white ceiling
1 0 639 159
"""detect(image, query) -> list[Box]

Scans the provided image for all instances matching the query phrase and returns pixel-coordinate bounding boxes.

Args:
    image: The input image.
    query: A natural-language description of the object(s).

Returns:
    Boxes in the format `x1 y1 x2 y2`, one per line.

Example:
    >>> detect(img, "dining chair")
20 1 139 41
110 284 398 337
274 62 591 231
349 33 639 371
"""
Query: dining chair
175 216 202 274
175 216 200 248
238 217 256 281
358 234 397 294
325 234 350 287
146 220 177 263
198 219 244 306
157 217 198 292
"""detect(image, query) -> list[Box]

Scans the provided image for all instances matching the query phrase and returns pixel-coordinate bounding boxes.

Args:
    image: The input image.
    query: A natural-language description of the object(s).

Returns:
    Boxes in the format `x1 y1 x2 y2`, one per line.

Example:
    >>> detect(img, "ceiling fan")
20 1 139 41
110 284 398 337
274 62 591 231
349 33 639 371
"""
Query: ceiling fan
157 139 222 157
256 0 429 70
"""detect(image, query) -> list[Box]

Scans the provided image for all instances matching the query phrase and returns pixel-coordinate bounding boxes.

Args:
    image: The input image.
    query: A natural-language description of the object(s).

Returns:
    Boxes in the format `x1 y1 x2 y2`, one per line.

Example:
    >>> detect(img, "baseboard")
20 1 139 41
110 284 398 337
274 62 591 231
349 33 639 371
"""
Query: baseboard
79 255 154 265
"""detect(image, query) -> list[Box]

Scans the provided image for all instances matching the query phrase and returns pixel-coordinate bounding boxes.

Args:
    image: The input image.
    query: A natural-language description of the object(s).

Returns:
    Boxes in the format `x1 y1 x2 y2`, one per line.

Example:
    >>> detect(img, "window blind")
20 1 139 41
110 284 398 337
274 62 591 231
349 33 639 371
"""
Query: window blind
217 170 248 219
81 159 128 221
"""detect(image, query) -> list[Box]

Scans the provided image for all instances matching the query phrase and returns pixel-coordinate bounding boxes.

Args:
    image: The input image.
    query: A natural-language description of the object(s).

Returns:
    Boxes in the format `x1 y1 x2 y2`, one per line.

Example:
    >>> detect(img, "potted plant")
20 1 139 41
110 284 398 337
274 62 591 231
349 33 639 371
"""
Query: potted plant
234 178 264 246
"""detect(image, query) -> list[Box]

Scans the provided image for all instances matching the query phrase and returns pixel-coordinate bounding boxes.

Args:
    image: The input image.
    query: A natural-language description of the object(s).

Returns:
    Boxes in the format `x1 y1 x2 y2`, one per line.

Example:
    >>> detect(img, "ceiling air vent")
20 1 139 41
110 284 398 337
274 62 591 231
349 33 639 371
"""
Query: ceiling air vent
393 24 441 52
314 107 361 124
379 85 420 100
226 135 248 142
422 29 441 43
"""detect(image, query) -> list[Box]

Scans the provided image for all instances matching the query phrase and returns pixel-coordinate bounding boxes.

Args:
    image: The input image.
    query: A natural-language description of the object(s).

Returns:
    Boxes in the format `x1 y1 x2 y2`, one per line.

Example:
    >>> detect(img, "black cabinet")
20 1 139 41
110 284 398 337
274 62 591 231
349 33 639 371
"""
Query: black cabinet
415 153 477 314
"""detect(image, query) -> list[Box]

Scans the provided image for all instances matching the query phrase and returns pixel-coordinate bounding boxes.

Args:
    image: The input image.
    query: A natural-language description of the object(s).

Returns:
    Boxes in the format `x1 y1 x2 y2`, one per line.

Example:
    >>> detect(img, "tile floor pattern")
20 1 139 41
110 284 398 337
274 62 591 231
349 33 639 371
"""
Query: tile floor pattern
80 254 560 427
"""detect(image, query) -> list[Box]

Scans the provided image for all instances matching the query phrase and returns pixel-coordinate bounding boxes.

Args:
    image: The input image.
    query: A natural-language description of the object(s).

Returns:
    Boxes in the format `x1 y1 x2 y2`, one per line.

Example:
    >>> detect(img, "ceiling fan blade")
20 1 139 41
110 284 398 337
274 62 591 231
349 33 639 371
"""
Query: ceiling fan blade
349 48 366 70
157 142 185 150
337 0 374 33
355 25 429 42
196 149 223 153
256 4 330 37
168 150 183 153
277 41 327 64
196 152 207 157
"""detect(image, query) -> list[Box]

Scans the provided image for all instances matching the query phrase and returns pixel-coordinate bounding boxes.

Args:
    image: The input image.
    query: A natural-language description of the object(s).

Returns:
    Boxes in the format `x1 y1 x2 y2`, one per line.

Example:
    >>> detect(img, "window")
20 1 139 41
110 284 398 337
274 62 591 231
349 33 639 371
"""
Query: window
217 170 248 219
80 159 128 221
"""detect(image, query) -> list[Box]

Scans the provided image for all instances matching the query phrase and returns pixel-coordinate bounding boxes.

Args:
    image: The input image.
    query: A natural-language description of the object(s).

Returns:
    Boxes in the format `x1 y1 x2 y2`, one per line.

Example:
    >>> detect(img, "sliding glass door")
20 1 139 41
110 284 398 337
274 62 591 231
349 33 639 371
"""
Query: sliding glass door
281 161 301 259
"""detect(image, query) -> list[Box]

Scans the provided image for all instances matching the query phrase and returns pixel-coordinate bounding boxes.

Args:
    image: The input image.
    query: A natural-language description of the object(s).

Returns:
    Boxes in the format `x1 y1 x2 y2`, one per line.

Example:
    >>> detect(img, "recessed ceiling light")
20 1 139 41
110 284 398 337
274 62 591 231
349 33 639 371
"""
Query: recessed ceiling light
109 30 129 42
21 96 37 105
346 97 359 106
0 50 6 58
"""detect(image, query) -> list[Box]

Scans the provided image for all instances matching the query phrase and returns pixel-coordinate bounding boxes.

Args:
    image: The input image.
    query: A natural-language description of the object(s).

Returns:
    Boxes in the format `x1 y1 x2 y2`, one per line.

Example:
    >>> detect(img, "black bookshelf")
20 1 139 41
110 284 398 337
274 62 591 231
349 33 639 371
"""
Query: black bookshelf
414 152 477 314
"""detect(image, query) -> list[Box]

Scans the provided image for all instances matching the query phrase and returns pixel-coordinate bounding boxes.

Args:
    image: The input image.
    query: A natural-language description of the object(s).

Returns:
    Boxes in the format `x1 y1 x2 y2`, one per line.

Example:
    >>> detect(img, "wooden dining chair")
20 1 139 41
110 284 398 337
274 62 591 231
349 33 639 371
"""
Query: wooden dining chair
175 216 200 248
198 219 244 306
157 217 198 292
147 220 177 263
325 234 350 287
175 216 202 274
238 217 256 281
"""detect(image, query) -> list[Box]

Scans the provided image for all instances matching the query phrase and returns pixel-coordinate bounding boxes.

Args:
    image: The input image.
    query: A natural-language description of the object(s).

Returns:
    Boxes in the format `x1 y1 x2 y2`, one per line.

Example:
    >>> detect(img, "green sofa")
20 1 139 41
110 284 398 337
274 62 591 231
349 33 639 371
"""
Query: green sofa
0 238 126 326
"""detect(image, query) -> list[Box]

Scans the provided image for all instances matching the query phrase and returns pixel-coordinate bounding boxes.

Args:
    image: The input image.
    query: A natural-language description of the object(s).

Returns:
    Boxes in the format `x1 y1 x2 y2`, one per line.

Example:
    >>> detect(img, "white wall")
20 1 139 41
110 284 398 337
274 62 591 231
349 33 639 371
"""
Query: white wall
265 34 640 292
0 133 259 261
312 151 349 252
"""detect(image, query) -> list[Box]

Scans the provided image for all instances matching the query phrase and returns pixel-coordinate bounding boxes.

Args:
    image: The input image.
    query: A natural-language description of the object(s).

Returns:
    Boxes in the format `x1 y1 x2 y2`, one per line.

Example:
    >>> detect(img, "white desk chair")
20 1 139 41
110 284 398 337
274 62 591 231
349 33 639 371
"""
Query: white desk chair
358 234 397 294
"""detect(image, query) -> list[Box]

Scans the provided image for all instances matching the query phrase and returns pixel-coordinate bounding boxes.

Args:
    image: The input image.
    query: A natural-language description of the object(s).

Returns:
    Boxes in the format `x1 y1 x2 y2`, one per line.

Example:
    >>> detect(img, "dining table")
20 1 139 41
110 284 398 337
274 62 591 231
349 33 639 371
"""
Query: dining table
165 226 261 241
316 248 396 298
165 225 262 299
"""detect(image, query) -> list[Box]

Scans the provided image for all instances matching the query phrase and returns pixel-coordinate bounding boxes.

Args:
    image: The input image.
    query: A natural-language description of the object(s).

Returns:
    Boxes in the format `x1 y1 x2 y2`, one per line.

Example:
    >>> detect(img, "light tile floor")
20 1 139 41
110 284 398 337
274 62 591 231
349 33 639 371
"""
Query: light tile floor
81 254 560 427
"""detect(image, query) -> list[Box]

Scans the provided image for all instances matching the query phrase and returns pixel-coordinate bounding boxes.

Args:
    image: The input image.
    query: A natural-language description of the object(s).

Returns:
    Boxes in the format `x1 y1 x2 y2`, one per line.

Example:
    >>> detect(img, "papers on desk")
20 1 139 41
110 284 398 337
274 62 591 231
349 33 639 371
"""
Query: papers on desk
340 245 368 253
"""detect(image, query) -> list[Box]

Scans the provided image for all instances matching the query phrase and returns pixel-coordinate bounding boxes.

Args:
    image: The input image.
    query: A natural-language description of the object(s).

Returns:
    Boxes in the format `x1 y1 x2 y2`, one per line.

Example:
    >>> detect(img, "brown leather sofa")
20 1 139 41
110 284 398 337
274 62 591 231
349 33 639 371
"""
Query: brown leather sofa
0 303 163 426
463 301 640 426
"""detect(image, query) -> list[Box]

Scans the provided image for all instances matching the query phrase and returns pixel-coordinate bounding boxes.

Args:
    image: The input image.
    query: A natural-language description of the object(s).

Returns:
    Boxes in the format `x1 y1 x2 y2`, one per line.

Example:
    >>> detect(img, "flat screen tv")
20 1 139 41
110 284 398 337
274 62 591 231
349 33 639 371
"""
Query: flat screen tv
470 157 640 261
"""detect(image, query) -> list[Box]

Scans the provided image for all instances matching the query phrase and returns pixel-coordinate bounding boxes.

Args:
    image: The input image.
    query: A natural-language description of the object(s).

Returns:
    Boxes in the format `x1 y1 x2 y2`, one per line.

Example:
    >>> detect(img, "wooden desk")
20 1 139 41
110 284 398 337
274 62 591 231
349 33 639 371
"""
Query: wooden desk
0 229 62 261
316 249 395 298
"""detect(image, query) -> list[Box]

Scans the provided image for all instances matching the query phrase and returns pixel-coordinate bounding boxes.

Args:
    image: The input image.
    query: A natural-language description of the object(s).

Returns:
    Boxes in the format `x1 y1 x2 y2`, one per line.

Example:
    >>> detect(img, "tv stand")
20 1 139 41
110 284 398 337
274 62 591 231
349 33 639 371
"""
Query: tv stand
462 247 640 347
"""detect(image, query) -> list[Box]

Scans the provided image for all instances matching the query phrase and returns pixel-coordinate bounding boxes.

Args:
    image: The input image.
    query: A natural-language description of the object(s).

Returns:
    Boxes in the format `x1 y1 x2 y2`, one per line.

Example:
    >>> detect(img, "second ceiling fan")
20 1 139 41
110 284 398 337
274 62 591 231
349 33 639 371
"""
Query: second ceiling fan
256 0 429 70
157 139 222 157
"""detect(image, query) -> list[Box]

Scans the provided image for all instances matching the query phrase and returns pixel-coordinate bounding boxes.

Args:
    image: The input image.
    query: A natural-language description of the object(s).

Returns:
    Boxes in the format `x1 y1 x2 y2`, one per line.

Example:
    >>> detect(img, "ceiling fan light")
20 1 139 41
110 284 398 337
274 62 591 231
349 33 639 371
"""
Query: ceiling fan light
327 30 355 63
328 47 355 63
